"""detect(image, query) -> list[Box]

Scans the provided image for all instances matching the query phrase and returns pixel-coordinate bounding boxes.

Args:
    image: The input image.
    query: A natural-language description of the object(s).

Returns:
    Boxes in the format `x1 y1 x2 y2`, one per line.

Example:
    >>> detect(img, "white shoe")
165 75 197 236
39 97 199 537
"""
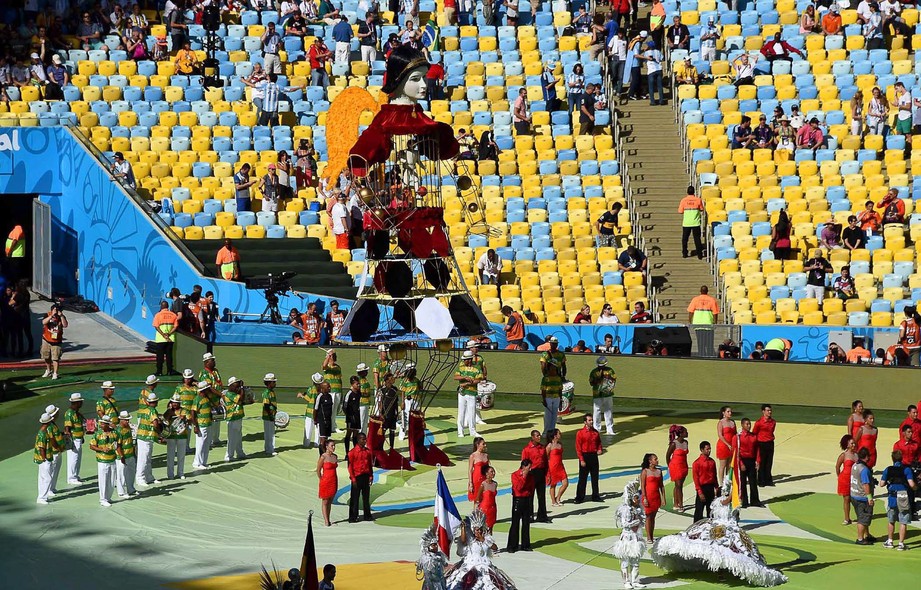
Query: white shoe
398 433 405 441
270 452 278 456
633 583 645 589
191 463 202 469
67 479 81 485
470 431 479 438
179 476 186 480
41 370 51 378
151 479 161 484
607 431 616 436
100 500 112 507
47 491 56 497
623 581 634 590
36 499 49 505
135 481 149 488
194 464 208 470
457 432 465 438
52 373 59 380
223 456 231 462
118 493 129 499
476 418 487 425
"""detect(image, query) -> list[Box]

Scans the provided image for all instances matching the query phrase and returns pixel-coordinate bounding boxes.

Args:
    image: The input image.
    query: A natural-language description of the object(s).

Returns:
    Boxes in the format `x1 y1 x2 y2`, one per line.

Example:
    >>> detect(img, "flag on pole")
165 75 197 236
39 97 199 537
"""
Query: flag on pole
422 19 440 51
434 468 462 556
728 442 742 510
300 511 319 590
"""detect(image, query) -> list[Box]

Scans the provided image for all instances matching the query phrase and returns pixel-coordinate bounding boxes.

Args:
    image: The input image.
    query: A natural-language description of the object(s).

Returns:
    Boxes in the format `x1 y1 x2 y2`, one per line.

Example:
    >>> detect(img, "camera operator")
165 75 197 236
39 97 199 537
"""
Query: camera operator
41 303 68 380
644 339 668 356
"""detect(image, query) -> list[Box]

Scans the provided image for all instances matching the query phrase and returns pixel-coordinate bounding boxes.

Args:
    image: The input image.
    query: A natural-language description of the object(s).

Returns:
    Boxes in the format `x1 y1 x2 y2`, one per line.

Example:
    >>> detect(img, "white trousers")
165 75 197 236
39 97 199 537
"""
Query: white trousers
804 284 825 304
67 439 83 482
50 451 62 491
211 420 223 445
166 438 187 479
543 397 560 437
116 456 137 496
224 419 245 460
304 415 319 447
195 426 211 467
593 397 614 434
136 439 155 484
457 394 478 437
37 461 53 501
620 560 641 587
332 392 341 431
263 420 276 453
360 405 370 434
335 41 350 64
360 45 377 64
97 462 114 503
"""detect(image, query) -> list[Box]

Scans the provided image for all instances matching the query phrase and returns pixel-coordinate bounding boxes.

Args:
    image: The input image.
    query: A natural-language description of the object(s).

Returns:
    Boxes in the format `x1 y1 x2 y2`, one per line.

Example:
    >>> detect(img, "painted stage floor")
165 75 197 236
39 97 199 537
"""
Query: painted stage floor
0 382 917 589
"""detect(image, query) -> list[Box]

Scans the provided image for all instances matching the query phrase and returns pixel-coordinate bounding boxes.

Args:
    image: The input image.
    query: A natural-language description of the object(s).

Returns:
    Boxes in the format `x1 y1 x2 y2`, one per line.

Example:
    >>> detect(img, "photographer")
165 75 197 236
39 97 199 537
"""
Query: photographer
41 303 68 380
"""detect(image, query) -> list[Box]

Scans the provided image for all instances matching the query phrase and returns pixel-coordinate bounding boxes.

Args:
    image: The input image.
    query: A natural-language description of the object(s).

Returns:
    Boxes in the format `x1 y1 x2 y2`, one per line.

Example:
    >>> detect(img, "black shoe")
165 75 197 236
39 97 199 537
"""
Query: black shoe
506 548 517 554
682 253 689 258
741 503 749 508
698 253 704 260
348 518 360 523
855 538 871 545
751 502 766 508
591 496 603 502
521 546 533 552
574 499 584 504
168 371 182 376
536 517 552 523
865 534 877 543
363 515 374 522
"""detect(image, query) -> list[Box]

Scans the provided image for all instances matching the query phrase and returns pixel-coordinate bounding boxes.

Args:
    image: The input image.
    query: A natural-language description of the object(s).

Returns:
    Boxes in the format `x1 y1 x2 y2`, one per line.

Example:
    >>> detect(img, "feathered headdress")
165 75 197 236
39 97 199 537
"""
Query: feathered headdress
721 474 733 498
420 524 438 549
623 479 641 501
468 507 488 532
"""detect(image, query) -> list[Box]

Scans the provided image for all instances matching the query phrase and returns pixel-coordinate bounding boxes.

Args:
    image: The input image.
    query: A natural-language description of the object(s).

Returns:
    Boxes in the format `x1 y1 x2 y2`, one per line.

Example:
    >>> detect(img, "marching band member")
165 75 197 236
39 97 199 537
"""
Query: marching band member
97 380 119 423
454 351 483 439
63 393 86 485
372 344 391 389
199 353 224 447
588 356 616 436
90 415 118 507
223 377 247 461
163 394 187 480
139 374 159 410
467 340 488 426
115 410 138 497
191 381 215 470
262 373 279 456
175 369 197 453
400 362 420 441
539 337 567 438
322 350 343 433
35 412 55 505
135 392 162 487
298 373 324 448
343 376 362 455
357 363 373 434
44 404 64 494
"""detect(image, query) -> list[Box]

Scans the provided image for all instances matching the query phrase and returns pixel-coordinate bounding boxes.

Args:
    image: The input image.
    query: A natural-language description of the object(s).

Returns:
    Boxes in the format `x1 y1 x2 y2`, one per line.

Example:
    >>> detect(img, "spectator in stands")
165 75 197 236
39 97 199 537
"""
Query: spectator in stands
425 60 445 102
571 340 591 353
688 286 719 325
678 186 704 259
476 249 502 285
44 54 67 99
242 63 268 120
174 41 201 75
504 0 520 26
881 0 912 50
841 216 866 251
233 163 257 212
597 304 620 325
856 0 873 23
456 129 478 159
332 15 352 65
523 308 539 324
731 53 756 86
124 28 149 61
258 73 303 127
847 337 873 364
596 202 622 248
893 82 913 143
602 11 618 52
625 31 647 101
731 116 755 149
318 0 341 25
573 305 592 324
630 302 653 323
821 5 842 35
849 90 865 136
502 306 526 350
667 15 690 51
864 3 884 49
617 245 648 275
579 83 597 135
866 86 889 135
567 63 586 115
770 209 791 260
857 200 881 234
574 5 592 34
753 115 774 149
110 152 136 191
773 116 795 158
109 4 128 37
40 303 67 379
795 118 825 150
258 164 282 213
788 104 805 130
638 41 664 106
128 4 149 34
357 13 378 64
294 139 317 189
164 0 187 53
878 188 905 225
826 342 847 363
833 265 858 300
286 10 309 37
76 10 105 51
279 0 300 22
331 192 350 250
596 333 620 353
820 221 842 250
804 248 832 304
542 62 560 112
699 16 719 62
513 87 531 135
897 306 921 365
674 56 699 85
276 151 294 200
478 130 499 162
799 5 820 34
613 0 631 30
309 37 332 87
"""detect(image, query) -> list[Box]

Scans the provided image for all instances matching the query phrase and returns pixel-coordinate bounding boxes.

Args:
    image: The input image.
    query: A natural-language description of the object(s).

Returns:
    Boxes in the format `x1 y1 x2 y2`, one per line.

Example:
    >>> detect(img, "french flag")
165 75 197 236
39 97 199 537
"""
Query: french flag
434 468 462 556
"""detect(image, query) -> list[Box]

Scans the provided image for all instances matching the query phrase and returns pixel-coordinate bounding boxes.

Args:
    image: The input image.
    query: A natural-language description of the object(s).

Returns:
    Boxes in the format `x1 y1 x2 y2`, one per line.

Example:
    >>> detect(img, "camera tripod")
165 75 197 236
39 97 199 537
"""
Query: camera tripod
260 290 284 324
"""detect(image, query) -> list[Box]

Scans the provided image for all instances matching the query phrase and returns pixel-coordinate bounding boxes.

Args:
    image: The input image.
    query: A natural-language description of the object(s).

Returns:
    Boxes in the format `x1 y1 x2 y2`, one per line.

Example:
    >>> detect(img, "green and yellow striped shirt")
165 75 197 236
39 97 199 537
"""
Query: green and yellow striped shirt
372 359 389 385
34 429 51 464
324 364 342 394
589 366 617 398
401 378 420 400
540 350 566 397
138 387 156 411
63 408 85 440
198 368 223 390
456 364 482 396
97 397 118 422
262 388 277 421
302 385 318 416
116 425 136 458
136 406 159 441
359 376 372 406
93 430 118 463
47 422 63 455
175 384 198 418
223 389 244 421
193 394 213 427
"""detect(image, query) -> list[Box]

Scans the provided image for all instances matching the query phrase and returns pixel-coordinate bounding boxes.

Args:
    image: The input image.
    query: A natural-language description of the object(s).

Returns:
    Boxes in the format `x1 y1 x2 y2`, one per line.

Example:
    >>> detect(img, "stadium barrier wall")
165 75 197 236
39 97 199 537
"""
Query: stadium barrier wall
176 333 917 411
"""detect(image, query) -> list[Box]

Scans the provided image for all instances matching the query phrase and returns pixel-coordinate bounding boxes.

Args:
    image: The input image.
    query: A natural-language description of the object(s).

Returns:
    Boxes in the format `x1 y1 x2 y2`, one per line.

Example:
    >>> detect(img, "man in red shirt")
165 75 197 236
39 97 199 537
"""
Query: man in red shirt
738 418 763 508
506 459 534 553
752 404 776 487
900 405 921 445
308 37 331 88
425 61 445 102
894 425 918 466
575 414 603 503
692 440 718 521
347 433 374 522
521 430 550 522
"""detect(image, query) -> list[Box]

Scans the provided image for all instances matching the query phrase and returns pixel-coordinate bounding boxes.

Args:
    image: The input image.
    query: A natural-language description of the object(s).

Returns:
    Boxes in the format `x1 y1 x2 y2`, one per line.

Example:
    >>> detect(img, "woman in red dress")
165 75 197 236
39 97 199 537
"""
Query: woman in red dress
716 406 737 482
640 453 666 543
475 465 498 532
835 434 858 525
316 440 339 527
856 410 878 469
546 428 568 506
847 399 865 440
666 424 689 511
468 436 489 503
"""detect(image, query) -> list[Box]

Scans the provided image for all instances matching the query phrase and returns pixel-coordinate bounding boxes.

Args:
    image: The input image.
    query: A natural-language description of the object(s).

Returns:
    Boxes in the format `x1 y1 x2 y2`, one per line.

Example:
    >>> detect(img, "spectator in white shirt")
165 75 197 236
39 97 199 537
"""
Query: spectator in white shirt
732 53 757 86
331 193 351 249
476 249 503 285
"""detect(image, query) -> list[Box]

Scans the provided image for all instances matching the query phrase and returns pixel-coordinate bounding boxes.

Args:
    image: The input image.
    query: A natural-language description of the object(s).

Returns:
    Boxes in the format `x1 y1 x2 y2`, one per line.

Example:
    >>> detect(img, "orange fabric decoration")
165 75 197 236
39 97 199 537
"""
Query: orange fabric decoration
320 88 387 186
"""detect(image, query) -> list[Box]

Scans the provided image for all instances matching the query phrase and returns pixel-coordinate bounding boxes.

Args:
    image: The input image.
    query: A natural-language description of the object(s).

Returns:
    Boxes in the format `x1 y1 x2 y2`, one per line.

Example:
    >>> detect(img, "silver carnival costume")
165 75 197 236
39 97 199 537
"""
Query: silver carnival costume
417 524 448 590
444 508 518 590
612 480 646 589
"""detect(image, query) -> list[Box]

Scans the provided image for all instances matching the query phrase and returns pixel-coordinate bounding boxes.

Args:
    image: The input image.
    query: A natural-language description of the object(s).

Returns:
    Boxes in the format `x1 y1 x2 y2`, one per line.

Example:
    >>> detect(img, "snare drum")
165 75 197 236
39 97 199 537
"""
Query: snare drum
559 380 575 415
477 380 497 410
211 402 226 422
598 378 616 397
171 416 187 436
274 411 290 429
242 387 255 405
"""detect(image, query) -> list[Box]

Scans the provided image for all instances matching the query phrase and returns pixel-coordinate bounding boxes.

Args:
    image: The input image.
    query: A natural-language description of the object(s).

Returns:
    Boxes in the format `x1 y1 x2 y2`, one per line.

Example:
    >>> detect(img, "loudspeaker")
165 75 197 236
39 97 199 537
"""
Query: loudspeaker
392 299 420 332
631 326 692 357
423 258 451 290
368 230 389 259
343 299 380 343
449 294 490 336
383 261 413 298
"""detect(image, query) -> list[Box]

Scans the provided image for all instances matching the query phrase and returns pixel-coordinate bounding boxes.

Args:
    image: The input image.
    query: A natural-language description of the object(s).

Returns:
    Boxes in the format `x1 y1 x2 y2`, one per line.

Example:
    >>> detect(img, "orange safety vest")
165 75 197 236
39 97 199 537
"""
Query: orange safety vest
901 319 920 349
43 315 63 344
506 311 524 341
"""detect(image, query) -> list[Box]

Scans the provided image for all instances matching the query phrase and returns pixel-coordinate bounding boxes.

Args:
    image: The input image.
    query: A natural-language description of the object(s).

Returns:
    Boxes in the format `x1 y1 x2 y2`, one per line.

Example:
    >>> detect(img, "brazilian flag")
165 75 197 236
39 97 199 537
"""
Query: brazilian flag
422 19 440 51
